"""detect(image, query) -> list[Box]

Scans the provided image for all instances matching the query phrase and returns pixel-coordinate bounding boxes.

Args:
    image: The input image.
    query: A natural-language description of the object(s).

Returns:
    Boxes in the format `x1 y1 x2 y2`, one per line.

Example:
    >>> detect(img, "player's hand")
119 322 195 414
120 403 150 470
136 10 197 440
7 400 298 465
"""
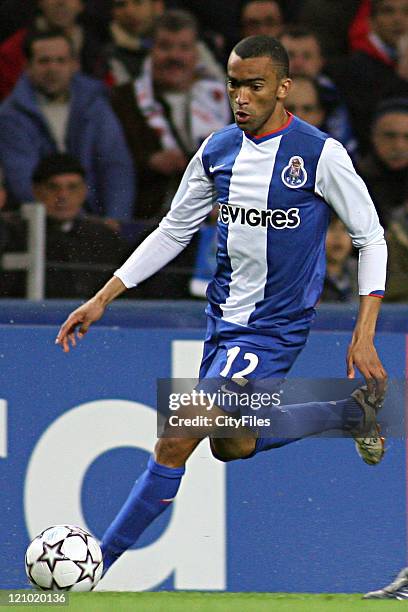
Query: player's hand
55 298 105 353
346 336 388 402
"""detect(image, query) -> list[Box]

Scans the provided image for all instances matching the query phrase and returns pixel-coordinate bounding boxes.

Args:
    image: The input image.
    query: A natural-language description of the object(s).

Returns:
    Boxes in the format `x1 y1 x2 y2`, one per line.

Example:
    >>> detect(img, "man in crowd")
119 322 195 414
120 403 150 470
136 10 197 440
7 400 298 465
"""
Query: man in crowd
103 0 164 86
358 98 408 227
296 0 360 57
285 75 357 158
0 30 135 220
321 216 357 303
0 0 106 99
240 0 284 39
0 154 130 298
111 10 230 220
333 0 408 151
285 75 326 127
281 26 357 155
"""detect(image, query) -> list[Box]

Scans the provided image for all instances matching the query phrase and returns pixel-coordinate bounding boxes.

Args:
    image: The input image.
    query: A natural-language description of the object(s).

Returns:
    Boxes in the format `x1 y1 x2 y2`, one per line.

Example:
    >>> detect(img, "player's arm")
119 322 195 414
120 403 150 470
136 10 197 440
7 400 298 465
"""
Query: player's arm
56 138 215 352
315 139 387 398
346 294 386 397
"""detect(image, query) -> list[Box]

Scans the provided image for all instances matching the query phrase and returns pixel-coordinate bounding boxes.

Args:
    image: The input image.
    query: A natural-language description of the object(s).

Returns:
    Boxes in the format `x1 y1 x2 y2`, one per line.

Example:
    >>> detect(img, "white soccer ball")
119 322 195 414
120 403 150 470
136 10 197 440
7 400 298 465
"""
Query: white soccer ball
25 525 103 591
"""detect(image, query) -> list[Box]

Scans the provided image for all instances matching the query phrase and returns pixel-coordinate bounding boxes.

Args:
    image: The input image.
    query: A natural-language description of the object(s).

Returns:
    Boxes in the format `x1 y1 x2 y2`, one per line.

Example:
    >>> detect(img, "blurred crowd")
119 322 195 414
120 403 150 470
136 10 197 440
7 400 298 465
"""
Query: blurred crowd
0 0 408 301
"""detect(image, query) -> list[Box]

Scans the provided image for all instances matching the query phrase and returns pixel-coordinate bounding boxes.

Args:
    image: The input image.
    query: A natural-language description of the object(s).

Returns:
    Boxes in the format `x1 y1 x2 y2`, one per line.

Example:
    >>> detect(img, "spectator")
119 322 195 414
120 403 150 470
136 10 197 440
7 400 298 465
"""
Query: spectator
332 0 408 151
281 27 357 155
285 76 326 126
167 0 242 58
349 0 372 52
285 75 358 156
240 0 284 39
111 10 230 220
0 0 106 100
385 197 408 300
0 154 131 299
321 216 358 303
103 0 164 86
104 0 224 86
0 30 135 220
358 98 408 227
0 167 8 257
0 167 6 211
298 0 361 58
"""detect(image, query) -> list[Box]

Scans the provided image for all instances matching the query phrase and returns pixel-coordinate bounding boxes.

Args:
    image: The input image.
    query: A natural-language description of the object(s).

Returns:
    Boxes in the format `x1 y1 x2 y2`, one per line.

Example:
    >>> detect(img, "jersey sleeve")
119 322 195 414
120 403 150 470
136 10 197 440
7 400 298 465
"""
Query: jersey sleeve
315 138 387 297
158 136 216 245
114 136 216 289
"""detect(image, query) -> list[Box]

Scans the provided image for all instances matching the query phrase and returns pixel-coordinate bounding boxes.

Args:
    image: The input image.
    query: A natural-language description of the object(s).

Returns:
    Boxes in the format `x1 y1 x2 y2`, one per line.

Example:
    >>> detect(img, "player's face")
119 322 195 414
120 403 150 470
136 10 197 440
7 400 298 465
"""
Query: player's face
241 1 283 38
34 173 87 221
227 52 291 135
326 219 352 264
373 112 408 170
285 78 325 127
38 0 83 29
112 0 155 36
27 38 77 99
280 35 324 78
152 28 198 91
371 0 408 47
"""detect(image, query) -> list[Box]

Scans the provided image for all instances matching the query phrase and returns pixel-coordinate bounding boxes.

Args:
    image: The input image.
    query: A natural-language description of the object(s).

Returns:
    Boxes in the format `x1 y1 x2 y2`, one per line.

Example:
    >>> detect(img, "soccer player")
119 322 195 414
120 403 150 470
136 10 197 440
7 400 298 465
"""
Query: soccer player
56 36 388 575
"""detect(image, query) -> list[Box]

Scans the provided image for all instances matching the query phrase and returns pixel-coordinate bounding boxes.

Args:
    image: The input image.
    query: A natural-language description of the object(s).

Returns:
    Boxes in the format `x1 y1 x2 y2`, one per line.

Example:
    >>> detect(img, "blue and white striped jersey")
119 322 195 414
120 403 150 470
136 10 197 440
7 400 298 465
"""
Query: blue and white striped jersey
116 114 386 335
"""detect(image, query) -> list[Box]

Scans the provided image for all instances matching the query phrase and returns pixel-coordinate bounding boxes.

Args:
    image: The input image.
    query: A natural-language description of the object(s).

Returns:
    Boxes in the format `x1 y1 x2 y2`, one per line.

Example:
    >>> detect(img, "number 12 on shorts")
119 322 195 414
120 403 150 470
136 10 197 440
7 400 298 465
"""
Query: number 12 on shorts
219 347 259 379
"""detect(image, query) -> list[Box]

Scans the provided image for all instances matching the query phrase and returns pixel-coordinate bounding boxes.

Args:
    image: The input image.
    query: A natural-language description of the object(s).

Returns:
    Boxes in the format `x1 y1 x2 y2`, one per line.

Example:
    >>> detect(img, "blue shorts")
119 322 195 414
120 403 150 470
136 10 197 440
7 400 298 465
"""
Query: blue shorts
197 314 309 415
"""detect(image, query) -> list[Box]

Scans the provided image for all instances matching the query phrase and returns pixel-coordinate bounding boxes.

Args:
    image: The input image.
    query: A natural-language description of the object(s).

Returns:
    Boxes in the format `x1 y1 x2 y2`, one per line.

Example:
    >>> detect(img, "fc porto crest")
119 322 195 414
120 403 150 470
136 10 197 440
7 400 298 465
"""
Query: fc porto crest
281 156 307 189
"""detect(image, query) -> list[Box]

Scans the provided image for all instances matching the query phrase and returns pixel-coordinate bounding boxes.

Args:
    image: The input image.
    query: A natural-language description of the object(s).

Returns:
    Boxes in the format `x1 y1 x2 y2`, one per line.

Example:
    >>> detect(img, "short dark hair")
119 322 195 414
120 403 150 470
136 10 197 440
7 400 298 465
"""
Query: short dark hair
289 74 328 110
373 97 408 124
233 35 289 78
23 29 75 61
241 0 280 14
32 154 86 184
281 25 322 45
153 9 198 37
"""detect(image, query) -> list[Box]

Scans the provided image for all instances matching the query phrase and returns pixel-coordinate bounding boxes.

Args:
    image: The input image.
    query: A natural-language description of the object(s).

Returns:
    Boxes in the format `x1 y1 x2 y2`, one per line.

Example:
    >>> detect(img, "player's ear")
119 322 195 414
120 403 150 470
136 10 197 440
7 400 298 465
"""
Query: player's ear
277 77 292 101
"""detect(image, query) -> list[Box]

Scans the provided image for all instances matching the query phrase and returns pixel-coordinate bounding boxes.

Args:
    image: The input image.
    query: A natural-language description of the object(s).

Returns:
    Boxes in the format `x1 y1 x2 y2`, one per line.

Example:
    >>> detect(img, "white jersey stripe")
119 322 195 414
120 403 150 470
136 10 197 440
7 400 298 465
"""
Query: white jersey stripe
220 135 282 325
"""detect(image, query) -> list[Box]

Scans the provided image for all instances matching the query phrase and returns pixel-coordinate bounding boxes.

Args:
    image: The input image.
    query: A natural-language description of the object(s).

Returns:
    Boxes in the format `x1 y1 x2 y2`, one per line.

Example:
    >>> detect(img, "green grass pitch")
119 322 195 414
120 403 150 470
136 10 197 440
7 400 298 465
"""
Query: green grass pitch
2 592 406 611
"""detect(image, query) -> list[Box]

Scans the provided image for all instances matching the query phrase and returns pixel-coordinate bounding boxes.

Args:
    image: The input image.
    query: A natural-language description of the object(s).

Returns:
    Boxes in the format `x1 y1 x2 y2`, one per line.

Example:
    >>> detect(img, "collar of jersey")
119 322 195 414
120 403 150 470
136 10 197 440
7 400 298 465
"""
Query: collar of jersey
244 112 295 144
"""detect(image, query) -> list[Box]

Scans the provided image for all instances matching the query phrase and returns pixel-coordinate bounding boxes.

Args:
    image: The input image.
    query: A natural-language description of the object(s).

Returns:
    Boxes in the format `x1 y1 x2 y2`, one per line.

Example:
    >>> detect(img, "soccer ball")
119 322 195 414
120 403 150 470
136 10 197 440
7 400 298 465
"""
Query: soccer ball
25 525 103 591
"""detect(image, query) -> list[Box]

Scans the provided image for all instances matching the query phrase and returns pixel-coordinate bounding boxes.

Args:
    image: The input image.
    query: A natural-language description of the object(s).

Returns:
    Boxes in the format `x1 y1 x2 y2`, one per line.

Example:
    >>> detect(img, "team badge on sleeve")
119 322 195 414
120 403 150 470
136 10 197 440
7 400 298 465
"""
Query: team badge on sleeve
281 156 307 188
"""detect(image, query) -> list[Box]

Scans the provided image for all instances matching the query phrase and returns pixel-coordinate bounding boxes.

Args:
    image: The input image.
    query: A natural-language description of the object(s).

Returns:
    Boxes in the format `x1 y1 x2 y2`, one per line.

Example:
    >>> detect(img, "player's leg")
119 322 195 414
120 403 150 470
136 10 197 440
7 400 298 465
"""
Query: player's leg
209 389 383 464
100 436 201 574
201 333 381 463
209 394 364 461
99 317 221 576
210 436 256 462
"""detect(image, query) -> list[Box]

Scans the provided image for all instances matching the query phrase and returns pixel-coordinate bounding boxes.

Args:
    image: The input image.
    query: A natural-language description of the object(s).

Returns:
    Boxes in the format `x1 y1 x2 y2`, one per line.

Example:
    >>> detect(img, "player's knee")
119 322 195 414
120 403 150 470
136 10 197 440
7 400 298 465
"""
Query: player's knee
154 437 198 467
210 438 255 462
210 443 236 462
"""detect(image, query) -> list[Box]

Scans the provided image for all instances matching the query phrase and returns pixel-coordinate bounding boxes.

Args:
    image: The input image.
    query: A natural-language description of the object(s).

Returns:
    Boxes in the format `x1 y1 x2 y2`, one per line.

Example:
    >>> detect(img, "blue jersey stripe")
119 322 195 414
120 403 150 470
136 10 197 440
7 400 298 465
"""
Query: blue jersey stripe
202 126 244 311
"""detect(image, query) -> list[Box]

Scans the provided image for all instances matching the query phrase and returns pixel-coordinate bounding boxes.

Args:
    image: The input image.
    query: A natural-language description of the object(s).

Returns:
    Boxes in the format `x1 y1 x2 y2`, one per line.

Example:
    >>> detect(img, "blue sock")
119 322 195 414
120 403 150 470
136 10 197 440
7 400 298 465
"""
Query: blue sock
253 397 363 455
101 456 185 574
